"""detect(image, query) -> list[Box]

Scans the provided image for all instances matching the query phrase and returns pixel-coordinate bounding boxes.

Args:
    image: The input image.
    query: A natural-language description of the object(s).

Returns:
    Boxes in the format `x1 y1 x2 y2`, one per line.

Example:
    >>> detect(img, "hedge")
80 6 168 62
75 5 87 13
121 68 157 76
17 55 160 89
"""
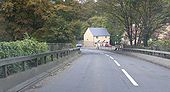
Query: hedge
149 40 170 52
0 39 48 77
0 39 48 59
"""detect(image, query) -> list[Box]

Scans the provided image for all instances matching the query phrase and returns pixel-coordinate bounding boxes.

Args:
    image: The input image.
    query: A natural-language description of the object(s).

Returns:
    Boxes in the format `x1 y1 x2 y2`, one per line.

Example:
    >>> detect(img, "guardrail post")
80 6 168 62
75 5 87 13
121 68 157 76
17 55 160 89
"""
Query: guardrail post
163 54 166 58
35 58 38 67
56 53 59 59
22 61 26 71
2 65 8 78
67 51 69 56
44 56 47 64
63 52 65 57
60 53 62 58
51 55 54 61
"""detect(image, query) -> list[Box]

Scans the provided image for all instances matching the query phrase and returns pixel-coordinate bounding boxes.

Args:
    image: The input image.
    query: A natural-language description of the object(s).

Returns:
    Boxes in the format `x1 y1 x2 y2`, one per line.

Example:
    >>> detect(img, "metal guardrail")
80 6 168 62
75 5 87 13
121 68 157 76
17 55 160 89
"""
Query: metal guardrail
121 48 170 59
0 48 80 78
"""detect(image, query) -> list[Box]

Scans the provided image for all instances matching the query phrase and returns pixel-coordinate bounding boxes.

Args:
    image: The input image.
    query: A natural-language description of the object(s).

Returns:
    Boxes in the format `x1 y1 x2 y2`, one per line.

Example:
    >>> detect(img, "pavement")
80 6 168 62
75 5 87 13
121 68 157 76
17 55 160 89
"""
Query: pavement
24 48 170 92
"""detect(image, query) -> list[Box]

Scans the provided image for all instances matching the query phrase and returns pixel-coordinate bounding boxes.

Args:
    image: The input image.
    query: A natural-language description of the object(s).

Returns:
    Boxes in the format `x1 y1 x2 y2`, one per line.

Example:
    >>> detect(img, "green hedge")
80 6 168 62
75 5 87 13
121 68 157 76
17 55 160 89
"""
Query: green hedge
149 40 170 52
0 39 48 59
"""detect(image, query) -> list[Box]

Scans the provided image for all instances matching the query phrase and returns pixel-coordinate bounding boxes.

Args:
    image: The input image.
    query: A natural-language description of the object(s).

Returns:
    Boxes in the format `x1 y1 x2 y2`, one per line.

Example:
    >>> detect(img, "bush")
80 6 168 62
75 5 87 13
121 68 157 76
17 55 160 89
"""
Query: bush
149 40 170 52
0 39 48 59
0 39 48 77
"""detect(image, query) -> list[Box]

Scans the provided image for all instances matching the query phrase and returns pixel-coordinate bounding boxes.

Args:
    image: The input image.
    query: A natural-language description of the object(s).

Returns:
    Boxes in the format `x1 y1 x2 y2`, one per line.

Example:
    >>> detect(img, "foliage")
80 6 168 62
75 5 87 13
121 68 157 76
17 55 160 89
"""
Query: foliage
31 0 83 43
0 0 84 44
0 0 54 41
0 39 48 59
1 0 168 47
78 1 98 21
149 40 170 51
97 0 170 47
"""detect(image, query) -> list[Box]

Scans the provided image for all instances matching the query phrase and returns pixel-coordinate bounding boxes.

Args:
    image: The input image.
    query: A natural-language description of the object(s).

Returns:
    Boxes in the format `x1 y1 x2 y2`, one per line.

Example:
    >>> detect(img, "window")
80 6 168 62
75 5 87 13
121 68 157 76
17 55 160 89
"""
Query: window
105 36 107 38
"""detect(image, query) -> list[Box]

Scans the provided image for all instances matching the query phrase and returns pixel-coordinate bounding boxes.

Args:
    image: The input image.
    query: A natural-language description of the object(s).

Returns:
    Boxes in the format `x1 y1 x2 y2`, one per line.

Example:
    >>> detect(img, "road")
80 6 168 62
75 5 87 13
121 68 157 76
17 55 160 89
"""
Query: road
25 48 170 92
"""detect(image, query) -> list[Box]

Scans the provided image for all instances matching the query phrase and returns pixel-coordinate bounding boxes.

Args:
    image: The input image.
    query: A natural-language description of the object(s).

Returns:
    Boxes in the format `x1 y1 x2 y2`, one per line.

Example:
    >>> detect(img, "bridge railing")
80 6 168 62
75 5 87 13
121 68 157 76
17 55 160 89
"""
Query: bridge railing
121 48 170 59
0 48 80 78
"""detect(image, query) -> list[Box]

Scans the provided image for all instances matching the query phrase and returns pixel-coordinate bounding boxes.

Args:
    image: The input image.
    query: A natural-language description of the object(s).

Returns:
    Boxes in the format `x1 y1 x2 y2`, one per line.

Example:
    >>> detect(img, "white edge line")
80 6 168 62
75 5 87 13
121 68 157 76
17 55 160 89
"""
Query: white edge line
114 60 121 67
121 69 139 86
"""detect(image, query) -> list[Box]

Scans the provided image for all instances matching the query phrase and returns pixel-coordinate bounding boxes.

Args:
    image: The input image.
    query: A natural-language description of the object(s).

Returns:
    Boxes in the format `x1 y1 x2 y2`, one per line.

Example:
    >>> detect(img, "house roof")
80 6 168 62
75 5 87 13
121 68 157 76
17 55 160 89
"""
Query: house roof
88 28 110 36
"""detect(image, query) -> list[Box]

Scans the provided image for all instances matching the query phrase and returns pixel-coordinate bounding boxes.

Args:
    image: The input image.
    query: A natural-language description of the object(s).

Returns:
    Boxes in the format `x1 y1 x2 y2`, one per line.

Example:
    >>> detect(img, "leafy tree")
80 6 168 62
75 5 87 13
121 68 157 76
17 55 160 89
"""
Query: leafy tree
0 0 54 41
33 0 82 43
78 0 98 21
139 0 170 46
97 0 170 47
0 0 83 44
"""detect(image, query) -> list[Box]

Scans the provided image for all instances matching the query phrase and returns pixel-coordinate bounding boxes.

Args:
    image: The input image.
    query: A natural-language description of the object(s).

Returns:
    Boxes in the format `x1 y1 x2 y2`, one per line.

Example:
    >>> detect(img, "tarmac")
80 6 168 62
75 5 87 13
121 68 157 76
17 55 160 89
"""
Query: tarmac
113 50 170 69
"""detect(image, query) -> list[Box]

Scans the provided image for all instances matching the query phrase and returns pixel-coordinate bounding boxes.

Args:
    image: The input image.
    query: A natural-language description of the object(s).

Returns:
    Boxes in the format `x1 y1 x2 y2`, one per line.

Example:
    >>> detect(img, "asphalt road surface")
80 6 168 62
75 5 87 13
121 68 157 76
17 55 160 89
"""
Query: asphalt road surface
25 48 170 92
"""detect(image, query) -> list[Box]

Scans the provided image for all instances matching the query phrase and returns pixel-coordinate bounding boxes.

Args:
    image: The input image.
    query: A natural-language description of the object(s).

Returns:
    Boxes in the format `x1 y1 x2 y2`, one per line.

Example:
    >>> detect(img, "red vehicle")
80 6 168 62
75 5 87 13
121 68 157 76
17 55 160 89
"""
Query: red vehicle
105 43 112 47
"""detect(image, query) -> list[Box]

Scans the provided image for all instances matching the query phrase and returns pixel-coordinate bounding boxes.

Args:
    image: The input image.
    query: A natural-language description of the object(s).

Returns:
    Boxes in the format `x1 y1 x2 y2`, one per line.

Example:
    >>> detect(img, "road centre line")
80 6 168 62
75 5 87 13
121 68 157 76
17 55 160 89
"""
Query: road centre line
114 60 121 67
109 56 121 67
110 56 114 60
105 54 110 57
121 69 139 87
106 54 138 86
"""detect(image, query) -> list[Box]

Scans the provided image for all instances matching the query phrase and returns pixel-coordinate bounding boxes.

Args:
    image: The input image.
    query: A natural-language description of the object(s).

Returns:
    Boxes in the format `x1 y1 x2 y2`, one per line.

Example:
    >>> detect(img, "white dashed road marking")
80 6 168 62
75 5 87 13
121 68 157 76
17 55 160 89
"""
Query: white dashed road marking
114 60 121 67
105 54 139 87
110 56 114 60
105 54 110 57
121 69 139 87
109 56 121 67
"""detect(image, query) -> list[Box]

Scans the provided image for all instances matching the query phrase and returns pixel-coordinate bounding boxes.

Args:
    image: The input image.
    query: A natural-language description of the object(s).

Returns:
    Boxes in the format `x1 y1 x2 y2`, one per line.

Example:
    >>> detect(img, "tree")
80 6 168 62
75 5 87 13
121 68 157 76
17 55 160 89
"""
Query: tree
0 0 54 41
97 0 170 47
97 0 135 46
33 0 82 43
0 0 83 43
138 0 170 46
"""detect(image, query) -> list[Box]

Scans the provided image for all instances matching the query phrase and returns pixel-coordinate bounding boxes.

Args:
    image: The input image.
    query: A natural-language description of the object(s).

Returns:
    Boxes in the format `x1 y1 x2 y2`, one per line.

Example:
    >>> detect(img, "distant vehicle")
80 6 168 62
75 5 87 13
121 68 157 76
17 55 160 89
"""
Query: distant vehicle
105 43 112 47
76 44 82 48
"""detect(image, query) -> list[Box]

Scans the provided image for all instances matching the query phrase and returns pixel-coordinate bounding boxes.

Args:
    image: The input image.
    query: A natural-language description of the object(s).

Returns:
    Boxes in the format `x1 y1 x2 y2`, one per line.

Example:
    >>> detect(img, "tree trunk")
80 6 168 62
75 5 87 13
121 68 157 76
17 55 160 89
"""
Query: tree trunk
134 28 138 46
143 33 149 47
137 31 142 46
126 28 133 46
129 35 133 46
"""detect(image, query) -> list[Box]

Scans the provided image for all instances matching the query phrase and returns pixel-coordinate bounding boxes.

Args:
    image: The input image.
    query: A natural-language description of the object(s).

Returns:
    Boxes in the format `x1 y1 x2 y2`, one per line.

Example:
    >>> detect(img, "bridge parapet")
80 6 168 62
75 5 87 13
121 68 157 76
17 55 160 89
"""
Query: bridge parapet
0 48 80 92
121 48 170 59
